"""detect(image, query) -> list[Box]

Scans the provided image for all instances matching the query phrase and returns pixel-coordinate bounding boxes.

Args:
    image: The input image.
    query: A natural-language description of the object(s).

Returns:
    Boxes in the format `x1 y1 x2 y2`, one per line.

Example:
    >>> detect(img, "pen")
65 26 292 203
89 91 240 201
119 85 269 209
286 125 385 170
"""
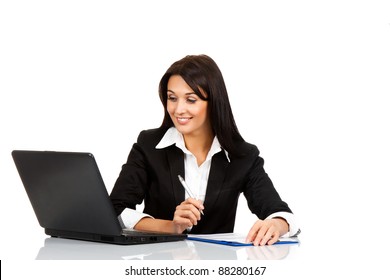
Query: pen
177 175 204 215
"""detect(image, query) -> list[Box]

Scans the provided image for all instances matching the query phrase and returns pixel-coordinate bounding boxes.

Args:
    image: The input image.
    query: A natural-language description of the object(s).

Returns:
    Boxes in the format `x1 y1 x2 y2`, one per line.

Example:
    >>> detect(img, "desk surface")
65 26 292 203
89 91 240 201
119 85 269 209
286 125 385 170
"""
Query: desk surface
36 237 300 260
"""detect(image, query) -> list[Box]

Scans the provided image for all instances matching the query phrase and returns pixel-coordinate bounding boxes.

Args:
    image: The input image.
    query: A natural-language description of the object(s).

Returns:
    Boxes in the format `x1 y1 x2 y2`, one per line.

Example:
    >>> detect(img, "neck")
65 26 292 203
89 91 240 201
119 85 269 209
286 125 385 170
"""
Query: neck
183 130 214 166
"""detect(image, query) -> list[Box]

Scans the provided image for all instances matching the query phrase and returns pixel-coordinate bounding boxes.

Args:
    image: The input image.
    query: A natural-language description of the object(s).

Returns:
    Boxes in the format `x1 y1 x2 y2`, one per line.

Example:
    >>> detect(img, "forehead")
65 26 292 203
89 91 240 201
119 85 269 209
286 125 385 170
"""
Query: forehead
167 75 194 93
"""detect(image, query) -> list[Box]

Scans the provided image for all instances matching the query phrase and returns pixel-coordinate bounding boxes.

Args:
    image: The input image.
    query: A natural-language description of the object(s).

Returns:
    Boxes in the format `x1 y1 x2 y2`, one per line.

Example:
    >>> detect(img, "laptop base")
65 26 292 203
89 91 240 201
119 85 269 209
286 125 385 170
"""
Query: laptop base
45 228 186 245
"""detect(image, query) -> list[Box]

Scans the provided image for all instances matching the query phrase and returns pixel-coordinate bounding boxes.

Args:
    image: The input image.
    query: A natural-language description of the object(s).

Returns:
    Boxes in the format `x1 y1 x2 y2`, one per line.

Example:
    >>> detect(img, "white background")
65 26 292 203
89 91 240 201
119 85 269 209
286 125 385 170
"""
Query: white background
1 0 390 279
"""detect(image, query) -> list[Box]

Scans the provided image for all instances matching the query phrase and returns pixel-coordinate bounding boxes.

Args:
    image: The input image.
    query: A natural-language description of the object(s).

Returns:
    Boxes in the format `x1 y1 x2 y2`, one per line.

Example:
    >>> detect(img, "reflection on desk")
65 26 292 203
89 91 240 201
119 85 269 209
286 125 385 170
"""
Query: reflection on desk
36 237 300 260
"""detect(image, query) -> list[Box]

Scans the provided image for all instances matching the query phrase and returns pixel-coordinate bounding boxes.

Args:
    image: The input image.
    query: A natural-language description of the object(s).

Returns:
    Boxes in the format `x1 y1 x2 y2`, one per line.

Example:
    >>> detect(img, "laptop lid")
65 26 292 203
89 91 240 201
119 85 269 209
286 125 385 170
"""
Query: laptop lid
12 150 123 236
12 150 186 245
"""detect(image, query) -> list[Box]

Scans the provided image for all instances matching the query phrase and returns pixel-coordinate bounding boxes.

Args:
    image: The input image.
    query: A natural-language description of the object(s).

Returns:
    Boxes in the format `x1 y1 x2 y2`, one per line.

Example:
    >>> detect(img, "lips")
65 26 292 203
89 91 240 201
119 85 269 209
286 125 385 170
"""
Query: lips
176 117 192 125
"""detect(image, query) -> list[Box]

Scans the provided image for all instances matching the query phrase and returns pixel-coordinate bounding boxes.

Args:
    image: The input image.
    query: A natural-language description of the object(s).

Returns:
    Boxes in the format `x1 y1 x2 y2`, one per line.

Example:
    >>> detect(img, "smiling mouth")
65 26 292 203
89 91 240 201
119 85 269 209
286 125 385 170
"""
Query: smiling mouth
176 117 192 125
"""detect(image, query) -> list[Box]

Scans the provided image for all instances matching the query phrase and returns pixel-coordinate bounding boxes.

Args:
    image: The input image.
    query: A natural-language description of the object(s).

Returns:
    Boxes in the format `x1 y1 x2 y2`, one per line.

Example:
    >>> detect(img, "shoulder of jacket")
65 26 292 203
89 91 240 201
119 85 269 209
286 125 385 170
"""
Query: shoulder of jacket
231 141 260 160
137 127 169 147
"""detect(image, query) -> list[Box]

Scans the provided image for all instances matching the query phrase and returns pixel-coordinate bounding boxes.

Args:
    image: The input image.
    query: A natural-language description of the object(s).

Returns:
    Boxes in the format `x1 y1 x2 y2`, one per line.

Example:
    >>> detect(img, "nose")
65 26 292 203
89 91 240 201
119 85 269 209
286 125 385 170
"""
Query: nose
175 99 188 115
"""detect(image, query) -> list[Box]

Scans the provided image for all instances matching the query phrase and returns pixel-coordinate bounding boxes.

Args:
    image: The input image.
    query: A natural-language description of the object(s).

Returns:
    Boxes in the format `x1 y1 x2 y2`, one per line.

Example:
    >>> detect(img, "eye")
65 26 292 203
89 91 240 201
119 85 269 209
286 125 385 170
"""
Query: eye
167 95 177 102
186 97 197 104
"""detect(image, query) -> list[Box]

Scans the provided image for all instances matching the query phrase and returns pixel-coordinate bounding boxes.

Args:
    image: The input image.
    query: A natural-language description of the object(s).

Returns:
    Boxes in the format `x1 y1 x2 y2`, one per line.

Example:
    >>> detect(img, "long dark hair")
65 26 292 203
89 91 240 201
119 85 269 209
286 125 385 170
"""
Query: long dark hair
158 55 245 157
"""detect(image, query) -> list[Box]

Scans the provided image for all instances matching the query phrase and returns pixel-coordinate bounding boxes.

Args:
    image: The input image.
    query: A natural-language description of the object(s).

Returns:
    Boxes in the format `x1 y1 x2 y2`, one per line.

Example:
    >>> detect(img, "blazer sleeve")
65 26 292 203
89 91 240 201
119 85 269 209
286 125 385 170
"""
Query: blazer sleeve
110 140 149 216
243 147 292 219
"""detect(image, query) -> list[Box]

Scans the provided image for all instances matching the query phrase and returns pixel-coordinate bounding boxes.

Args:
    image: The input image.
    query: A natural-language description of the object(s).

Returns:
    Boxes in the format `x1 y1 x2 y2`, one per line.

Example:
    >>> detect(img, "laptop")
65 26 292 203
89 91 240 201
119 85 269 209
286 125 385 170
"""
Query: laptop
12 150 186 245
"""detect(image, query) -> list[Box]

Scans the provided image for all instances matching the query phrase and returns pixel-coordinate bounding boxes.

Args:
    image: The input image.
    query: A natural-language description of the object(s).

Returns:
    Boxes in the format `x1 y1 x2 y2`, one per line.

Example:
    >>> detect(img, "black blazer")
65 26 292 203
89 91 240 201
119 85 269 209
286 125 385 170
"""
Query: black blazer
110 127 292 234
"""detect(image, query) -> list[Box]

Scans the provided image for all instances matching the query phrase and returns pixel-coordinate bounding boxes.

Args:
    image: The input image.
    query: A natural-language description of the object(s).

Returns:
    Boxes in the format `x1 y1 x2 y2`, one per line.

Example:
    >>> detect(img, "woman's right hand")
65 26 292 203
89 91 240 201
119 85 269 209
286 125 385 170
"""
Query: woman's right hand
172 198 204 233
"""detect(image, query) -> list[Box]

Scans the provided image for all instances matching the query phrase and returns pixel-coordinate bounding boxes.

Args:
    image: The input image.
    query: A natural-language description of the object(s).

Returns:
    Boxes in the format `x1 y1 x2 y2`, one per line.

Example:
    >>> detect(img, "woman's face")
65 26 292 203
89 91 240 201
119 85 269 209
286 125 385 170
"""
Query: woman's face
167 75 211 138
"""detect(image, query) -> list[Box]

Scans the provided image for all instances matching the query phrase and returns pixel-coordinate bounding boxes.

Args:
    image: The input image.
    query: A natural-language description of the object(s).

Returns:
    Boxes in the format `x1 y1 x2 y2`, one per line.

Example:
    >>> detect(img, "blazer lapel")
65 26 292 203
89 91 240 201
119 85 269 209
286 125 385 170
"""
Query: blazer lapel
204 151 229 212
166 146 186 206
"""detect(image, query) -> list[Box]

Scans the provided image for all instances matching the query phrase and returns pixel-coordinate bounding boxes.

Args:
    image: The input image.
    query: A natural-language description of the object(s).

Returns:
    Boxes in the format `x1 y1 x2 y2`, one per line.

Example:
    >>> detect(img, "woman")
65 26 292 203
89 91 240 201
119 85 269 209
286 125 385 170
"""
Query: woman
110 55 299 246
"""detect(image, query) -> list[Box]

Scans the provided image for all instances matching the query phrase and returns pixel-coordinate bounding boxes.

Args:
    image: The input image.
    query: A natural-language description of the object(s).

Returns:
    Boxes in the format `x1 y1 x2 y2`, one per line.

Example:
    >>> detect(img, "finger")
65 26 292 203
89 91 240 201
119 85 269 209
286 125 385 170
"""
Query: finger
176 203 202 222
253 225 268 246
175 208 199 225
176 204 201 221
186 198 205 213
246 220 263 243
267 233 280 245
174 207 198 225
259 226 275 246
260 224 282 246
172 216 193 230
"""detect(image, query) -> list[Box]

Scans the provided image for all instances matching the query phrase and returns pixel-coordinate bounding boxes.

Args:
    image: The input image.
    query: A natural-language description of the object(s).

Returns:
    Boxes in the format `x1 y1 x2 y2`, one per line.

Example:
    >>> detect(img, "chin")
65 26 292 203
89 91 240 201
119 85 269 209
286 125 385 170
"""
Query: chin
174 124 196 135
176 127 192 135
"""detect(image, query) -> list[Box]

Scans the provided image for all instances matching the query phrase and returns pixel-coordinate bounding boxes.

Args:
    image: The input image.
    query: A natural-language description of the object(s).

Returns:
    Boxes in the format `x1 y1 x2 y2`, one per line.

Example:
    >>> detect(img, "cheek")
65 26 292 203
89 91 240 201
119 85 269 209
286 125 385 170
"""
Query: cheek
166 103 175 115
198 104 209 119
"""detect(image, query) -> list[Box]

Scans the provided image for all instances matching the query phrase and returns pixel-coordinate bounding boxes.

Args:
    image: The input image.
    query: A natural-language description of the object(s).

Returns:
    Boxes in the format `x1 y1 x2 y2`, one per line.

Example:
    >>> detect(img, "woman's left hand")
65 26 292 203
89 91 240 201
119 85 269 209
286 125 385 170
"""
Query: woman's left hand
245 218 289 246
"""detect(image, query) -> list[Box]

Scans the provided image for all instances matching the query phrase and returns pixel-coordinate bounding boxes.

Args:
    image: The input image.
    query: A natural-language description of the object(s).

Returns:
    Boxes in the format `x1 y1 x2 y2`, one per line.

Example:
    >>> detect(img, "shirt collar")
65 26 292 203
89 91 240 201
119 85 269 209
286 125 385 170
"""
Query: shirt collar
156 127 230 162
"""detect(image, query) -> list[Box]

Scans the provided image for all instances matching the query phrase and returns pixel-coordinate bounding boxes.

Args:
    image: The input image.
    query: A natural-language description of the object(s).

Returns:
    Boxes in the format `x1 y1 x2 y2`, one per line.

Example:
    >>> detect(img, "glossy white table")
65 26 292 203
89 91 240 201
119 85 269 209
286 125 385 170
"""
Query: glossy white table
35 237 300 260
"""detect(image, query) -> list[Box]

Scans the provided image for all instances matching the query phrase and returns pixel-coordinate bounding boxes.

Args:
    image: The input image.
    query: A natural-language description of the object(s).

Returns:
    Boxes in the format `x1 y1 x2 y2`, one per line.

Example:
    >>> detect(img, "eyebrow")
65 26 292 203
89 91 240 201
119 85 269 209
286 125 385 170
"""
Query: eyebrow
167 90 196 95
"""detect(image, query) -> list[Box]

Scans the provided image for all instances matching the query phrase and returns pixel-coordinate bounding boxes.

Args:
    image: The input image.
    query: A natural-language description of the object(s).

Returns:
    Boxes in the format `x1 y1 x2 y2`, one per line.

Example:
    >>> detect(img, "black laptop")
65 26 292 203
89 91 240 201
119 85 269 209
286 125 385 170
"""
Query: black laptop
12 150 186 245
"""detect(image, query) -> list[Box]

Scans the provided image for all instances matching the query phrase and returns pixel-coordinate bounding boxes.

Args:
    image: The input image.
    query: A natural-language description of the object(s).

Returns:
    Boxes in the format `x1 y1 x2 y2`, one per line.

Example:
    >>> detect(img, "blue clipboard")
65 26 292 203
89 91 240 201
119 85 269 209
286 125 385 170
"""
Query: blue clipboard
187 236 299 247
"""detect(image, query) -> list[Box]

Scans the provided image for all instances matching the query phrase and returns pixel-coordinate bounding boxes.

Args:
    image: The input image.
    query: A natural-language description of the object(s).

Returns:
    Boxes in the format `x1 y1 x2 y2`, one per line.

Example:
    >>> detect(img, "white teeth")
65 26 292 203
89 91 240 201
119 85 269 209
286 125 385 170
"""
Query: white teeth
177 117 191 124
